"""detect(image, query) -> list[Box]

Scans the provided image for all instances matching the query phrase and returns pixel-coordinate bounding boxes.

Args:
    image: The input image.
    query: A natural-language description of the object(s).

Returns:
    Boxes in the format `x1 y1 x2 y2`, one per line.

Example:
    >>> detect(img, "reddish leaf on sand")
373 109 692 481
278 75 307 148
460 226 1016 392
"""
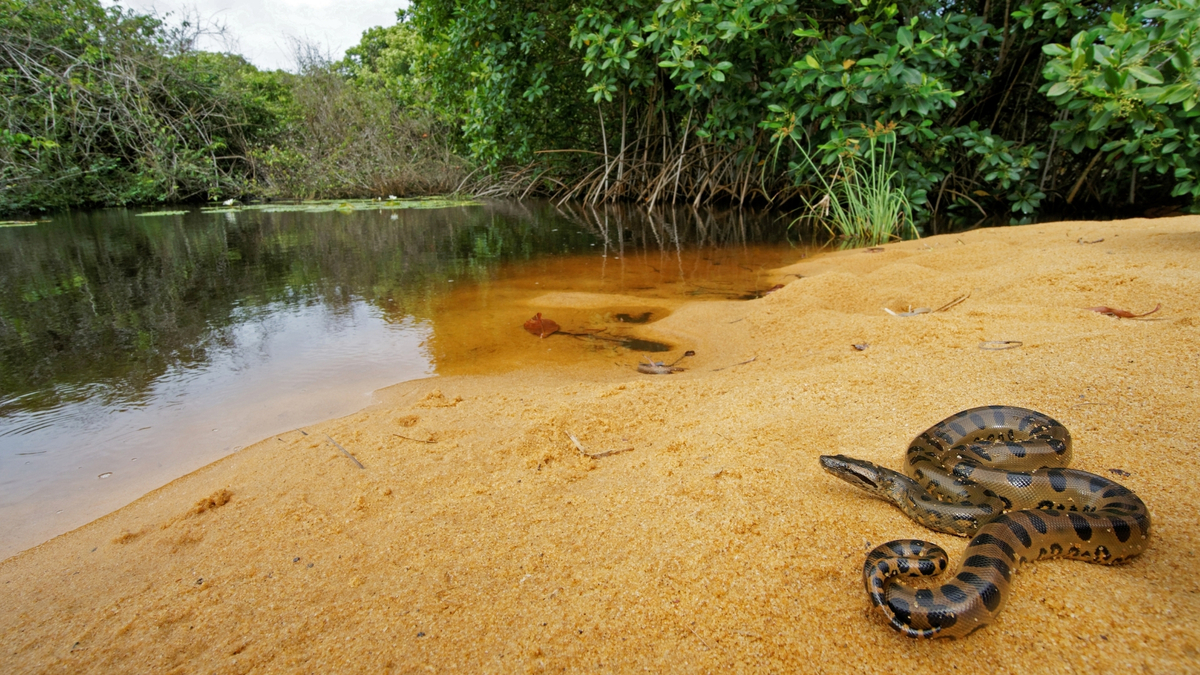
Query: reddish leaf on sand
1086 303 1161 318
523 312 560 338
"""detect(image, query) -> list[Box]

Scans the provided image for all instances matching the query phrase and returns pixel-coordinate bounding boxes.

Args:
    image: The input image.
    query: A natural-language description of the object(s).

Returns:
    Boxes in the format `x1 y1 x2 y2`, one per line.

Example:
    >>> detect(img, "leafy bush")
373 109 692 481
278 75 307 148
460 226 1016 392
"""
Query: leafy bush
0 0 280 212
0 2 466 215
410 0 1200 223
253 59 467 199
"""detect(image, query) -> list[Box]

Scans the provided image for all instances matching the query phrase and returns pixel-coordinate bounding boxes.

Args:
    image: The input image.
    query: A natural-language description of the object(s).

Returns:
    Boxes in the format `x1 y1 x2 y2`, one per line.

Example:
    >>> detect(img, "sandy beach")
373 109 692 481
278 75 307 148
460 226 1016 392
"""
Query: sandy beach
2 216 1198 672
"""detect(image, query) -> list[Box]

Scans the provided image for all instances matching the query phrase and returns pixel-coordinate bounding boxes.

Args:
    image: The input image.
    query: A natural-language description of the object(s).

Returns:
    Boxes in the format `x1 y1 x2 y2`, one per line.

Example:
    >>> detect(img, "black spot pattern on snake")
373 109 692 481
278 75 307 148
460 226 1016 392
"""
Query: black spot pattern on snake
969 445 993 462
917 559 937 575
1102 485 1131 499
1068 513 1093 541
954 571 983 588
964 555 1011 582
1049 543 1063 556
889 597 913 624
915 589 934 606
1037 500 1055 509
941 584 969 603
1026 511 1048 535
1007 441 1026 458
1134 511 1151 531
897 558 911 574
1110 517 1132 543
887 541 908 555
927 608 958 629
1007 472 1033 488
1048 470 1068 492
969 533 1016 561
1004 518 1033 547
1089 476 1108 493
980 582 1002 612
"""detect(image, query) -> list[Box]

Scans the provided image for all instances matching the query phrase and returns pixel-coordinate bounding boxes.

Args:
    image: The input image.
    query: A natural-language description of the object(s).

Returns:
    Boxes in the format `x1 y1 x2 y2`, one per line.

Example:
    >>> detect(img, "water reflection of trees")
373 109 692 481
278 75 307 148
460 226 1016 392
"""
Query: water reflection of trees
0 202 792 417
0 205 558 415
553 202 801 257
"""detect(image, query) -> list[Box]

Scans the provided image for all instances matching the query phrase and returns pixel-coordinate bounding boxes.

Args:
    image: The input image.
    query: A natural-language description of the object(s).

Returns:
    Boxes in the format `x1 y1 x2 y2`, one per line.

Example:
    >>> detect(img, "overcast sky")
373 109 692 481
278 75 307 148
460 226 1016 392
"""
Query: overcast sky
102 0 407 71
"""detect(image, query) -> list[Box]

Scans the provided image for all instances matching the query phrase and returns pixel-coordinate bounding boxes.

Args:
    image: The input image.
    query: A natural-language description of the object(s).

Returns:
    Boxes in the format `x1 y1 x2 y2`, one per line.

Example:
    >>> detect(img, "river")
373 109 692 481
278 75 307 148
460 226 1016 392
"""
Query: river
0 199 813 558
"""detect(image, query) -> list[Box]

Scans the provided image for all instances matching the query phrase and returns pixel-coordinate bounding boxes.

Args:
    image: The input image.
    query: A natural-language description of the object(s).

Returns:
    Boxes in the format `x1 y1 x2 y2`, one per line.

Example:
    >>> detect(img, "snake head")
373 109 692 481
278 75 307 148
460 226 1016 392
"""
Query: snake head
820 455 889 495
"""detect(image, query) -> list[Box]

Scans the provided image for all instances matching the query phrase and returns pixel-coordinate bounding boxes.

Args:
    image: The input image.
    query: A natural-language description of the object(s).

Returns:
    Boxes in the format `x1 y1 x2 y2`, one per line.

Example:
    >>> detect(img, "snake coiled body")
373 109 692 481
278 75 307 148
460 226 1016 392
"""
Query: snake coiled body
819 405 1151 639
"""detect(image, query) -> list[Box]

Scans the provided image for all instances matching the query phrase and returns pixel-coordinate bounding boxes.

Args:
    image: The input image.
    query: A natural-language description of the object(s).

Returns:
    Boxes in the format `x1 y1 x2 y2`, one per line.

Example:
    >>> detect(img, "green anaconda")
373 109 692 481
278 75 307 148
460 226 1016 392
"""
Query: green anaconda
819 405 1151 639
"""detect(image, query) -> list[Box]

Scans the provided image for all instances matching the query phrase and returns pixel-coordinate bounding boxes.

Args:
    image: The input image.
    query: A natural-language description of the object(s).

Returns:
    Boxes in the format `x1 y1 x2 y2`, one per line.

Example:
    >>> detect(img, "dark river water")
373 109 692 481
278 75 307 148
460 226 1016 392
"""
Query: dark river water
0 199 810 558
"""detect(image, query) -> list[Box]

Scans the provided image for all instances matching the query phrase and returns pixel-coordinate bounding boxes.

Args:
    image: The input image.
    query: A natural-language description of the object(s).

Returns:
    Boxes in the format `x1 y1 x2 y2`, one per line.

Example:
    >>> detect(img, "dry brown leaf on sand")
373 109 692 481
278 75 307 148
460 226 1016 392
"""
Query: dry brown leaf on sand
1086 303 1161 318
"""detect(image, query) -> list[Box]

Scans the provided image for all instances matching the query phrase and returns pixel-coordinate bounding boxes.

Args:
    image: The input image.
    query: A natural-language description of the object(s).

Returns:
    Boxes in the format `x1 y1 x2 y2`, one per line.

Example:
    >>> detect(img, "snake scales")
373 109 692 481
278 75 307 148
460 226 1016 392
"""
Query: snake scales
819 405 1151 639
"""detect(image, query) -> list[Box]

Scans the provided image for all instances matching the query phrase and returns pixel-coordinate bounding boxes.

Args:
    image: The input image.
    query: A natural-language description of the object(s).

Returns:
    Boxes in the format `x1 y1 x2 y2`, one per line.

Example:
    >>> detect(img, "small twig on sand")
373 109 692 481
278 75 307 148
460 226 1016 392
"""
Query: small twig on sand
393 433 437 444
934 291 970 312
1086 303 1161 319
685 622 712 650
711 355 757 371
565 430 633 459
324 433 365 469
980 340 1023 350
884 292 969 317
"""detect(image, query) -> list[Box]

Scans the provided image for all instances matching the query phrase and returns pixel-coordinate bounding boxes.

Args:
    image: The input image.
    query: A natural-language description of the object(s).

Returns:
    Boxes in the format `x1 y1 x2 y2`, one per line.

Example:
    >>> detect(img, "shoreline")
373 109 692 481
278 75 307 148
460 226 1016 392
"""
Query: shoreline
3 216 1198 672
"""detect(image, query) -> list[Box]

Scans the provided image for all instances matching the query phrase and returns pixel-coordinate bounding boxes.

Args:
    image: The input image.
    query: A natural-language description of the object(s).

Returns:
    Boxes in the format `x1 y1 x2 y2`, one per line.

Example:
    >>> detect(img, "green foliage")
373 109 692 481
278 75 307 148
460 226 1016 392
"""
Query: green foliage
0 0 278 212
340 11 435 109
410 0 1200 223
410 1 598 167
1039 0 1200 202
251 57 467 200
0 1 464 215
7 0 1200 221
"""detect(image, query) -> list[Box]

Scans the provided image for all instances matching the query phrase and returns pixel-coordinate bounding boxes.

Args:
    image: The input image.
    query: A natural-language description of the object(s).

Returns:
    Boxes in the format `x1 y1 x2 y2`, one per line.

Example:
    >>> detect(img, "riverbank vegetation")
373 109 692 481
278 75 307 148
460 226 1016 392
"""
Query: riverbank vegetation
3 0 1199 230
0 0 462 215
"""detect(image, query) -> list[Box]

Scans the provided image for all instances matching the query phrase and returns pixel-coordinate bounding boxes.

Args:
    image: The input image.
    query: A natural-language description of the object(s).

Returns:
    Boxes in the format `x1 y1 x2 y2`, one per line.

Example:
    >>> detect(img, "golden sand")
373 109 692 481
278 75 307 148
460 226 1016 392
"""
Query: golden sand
2 217 1198 672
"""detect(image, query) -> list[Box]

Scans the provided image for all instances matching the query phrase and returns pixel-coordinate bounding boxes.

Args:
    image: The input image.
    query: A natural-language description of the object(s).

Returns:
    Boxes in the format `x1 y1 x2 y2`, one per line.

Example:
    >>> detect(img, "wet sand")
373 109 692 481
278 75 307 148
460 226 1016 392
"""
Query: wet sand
2 217 1198 672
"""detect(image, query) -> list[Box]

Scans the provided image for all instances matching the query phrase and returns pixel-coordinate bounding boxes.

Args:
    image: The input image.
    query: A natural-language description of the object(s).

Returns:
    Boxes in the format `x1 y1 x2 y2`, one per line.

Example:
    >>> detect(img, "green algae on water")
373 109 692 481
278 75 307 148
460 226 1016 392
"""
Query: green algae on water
202 197 481 215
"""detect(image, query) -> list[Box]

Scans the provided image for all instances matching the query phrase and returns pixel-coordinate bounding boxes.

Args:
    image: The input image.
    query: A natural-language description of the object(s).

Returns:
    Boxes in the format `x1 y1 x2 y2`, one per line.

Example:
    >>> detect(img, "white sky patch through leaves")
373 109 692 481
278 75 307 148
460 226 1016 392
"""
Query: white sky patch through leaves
102 0 407 71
